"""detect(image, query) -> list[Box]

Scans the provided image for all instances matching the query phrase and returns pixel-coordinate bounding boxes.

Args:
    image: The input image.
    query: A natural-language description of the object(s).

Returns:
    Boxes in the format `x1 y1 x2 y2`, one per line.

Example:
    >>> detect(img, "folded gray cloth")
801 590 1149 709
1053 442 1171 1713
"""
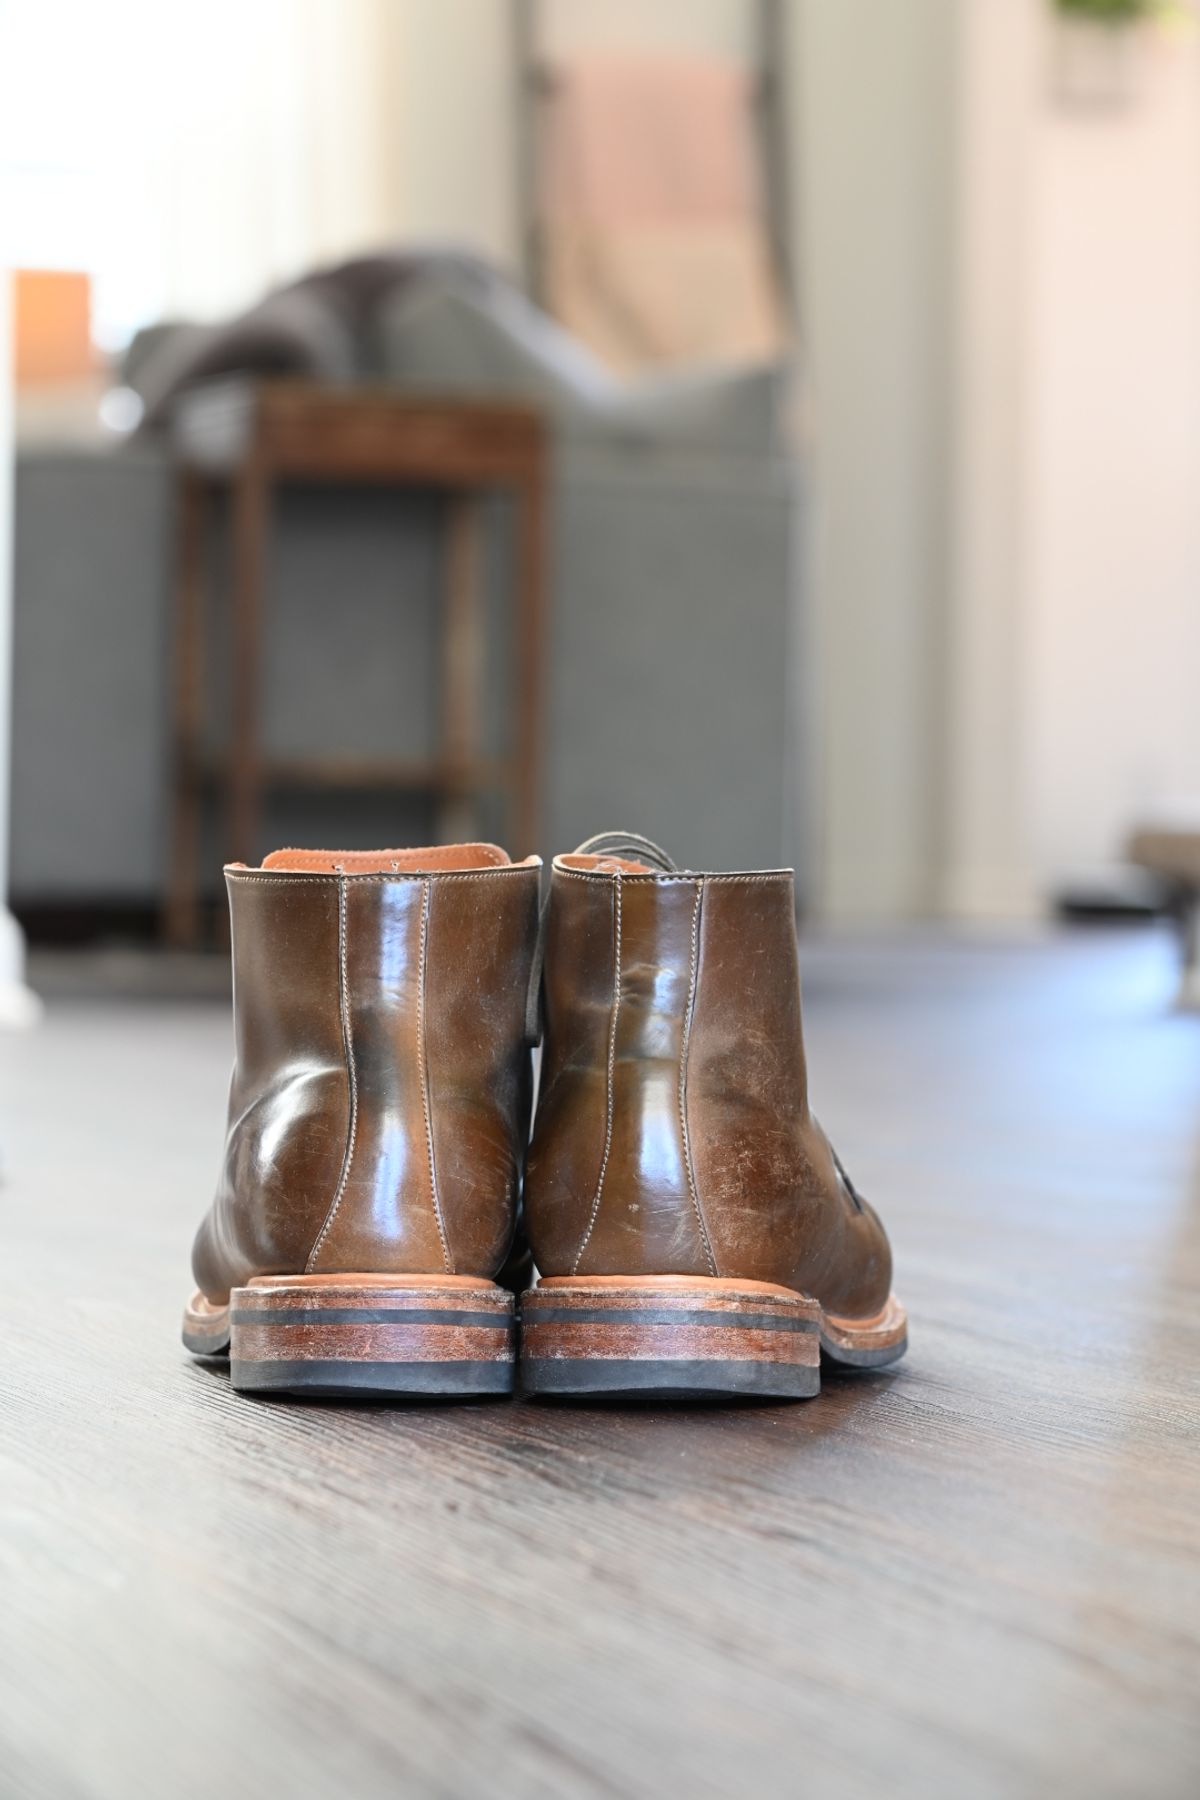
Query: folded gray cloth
377 272 791 456
123 249 499 427
127 249 792 458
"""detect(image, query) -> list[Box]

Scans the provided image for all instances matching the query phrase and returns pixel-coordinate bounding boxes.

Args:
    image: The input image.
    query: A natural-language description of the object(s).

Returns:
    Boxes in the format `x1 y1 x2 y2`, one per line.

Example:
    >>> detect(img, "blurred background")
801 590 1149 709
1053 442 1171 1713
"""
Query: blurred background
3 0 1200 1005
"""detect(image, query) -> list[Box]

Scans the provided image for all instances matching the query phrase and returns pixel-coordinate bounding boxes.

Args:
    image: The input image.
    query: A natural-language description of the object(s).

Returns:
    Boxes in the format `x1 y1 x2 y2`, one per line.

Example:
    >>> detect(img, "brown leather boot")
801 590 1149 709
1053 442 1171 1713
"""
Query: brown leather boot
182 844 540 1398
521 833 907 1399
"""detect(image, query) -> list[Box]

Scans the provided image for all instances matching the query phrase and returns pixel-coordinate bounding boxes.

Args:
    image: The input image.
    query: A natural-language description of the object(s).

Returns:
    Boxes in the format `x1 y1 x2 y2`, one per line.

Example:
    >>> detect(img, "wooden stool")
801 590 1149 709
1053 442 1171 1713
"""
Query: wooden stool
164 382 548 946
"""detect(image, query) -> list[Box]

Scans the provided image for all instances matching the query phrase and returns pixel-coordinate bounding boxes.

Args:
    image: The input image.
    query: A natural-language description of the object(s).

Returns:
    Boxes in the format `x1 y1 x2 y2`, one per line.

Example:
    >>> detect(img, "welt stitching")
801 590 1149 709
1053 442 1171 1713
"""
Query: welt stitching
679 881 718 1278
417 878 453 1275
572 872 622 1275
305 878 358 1272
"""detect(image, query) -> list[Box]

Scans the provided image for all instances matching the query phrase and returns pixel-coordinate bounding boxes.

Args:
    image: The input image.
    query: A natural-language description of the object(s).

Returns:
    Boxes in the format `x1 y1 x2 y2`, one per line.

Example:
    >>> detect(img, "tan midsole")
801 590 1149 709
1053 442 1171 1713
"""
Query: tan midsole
527 1276 907 1352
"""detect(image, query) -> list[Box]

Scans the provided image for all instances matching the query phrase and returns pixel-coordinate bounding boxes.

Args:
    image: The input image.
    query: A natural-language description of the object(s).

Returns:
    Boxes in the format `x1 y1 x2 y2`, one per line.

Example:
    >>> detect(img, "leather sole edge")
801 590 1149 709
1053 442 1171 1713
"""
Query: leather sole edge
182 1277 517 1401
520 1278 907 1401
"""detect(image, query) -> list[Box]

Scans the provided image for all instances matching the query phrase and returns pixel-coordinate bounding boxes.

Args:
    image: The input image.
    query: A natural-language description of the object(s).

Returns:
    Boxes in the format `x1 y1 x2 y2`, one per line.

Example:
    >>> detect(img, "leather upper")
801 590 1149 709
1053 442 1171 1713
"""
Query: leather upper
192 846 539 1303
524 855 894 1320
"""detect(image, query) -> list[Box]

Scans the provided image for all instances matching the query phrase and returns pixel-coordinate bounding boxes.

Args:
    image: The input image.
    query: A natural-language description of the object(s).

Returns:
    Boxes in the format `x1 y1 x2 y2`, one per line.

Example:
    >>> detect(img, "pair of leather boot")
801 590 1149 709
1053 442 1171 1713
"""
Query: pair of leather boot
183 834 906 1401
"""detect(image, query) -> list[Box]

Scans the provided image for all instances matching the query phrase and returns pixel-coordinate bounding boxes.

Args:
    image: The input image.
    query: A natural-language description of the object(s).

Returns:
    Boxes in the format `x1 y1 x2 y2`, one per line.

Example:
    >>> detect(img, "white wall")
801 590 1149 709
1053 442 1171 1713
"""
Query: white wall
1025 20 1200 893
943 0 1041 921
390 0 519 272
6 0 414 334
946 2 1200 913
539 0 752 61
791 0 958 920
801 0 1200 919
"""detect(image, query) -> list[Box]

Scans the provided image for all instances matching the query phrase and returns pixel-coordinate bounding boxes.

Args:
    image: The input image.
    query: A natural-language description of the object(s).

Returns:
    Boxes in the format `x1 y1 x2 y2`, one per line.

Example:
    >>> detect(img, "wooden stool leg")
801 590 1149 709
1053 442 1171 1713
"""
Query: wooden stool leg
513 458 547 858
229 456 269 869
164 472 208 948
439 492 483 845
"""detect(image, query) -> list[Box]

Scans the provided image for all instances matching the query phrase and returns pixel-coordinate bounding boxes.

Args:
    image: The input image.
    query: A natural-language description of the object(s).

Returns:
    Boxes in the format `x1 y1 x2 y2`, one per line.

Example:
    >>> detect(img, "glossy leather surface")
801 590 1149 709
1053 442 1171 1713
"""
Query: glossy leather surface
192 848 539 1303
524 859 894 1320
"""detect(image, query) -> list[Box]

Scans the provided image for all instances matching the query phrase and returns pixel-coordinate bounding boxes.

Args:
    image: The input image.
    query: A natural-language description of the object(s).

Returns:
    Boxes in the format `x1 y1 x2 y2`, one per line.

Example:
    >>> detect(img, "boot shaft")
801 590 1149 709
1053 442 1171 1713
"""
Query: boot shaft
197 847 539 1296
526 857 815 1282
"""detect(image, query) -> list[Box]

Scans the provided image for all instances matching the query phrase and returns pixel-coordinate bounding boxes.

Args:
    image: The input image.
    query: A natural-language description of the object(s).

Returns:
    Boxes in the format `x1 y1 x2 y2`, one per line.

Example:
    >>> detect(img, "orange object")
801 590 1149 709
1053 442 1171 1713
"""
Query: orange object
13 269 94 386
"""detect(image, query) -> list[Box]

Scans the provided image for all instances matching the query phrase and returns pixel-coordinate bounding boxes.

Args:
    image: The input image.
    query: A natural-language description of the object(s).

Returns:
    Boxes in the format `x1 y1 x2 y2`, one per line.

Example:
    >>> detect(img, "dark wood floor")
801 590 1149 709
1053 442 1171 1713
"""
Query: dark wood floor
2 928 1198 1799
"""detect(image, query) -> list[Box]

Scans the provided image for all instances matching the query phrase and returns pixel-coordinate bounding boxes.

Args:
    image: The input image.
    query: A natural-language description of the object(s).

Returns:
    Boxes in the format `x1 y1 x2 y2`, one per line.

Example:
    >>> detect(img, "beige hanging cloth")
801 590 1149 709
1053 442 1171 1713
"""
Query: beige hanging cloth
540 52 788 375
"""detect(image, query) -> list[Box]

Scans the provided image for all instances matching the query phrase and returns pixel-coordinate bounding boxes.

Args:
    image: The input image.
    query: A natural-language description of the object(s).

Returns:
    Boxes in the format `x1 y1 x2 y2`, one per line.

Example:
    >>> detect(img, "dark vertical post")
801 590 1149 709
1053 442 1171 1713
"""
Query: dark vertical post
229 431 269 870
164 470 208 947
440 491 483 843
513 433 547 858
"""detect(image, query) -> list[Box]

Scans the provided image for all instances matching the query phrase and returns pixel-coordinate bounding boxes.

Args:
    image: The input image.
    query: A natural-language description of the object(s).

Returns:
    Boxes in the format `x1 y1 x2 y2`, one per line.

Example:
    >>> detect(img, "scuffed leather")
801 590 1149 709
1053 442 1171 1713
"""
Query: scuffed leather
686 876 892 1316
191 856 539 1303
524 860 894 1321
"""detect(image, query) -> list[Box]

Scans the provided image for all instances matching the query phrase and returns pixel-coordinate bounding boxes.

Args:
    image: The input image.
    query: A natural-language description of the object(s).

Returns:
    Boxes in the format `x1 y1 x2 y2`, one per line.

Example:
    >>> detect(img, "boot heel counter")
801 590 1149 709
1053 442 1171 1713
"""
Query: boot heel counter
208 874 355 1292
308 870 537 1279
527 870 716 1278
305 877 451 1276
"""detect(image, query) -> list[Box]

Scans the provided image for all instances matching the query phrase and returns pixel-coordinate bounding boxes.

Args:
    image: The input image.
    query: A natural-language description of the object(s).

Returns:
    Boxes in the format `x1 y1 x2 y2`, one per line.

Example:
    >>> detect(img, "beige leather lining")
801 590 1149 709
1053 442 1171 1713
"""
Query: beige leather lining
254 844 514 874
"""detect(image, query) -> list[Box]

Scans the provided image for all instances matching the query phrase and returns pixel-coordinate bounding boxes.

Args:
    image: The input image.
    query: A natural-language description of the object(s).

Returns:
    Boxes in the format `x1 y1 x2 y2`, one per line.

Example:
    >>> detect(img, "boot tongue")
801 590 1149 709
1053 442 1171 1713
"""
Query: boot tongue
569 831 677 874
